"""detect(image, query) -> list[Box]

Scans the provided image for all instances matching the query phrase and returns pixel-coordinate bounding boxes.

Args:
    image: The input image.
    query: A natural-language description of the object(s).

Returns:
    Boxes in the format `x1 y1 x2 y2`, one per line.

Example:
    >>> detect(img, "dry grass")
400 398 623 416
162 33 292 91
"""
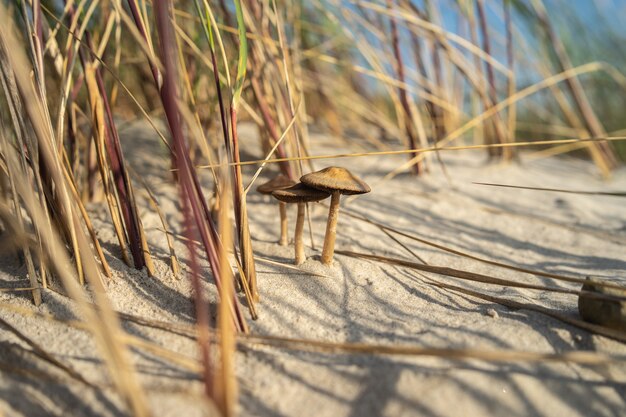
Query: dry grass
1 1 625 416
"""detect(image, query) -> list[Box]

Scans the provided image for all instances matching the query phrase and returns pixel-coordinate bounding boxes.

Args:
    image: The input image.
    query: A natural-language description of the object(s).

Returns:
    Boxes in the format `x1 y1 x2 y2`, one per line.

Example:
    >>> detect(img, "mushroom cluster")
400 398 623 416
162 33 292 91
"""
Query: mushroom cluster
259 167 370 266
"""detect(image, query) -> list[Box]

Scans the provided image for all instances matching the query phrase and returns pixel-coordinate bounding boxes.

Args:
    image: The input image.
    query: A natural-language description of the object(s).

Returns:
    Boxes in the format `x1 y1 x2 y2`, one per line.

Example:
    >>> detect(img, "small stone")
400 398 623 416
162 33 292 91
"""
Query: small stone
486 308 499 319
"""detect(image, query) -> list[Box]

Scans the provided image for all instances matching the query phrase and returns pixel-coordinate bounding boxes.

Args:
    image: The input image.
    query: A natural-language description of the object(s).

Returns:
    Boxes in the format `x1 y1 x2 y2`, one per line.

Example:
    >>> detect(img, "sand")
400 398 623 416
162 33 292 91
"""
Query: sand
1 120 626 416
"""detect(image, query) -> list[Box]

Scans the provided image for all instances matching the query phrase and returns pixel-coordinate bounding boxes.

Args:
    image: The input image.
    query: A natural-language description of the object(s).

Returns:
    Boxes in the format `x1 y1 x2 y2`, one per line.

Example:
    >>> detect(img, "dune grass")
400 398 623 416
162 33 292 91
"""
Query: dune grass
1 0 625 415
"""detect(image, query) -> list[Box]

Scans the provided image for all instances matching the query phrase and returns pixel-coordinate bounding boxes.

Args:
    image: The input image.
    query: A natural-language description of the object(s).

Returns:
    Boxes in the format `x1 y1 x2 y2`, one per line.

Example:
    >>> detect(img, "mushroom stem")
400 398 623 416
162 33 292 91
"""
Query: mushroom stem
279 201 288 246
321 192 341 265
295 202 305 265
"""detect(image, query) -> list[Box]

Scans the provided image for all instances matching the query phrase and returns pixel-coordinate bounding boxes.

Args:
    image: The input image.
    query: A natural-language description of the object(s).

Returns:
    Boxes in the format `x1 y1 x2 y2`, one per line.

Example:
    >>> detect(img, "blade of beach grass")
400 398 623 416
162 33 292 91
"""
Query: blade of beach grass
460 0 487 147
199 0 233 88
525 142 589 160
366 62 624 181
240 334 626 362
333 245 626 342
173 108 255 317
135 175 181 279
529 0 618 174
152 227 334 281
197 135 626 170
126 0 162 88
422 278 626 343
192 0 231 160
301 48 461 116
393 1 451 179
93 12 115 68
0 10 151 414
193 0 241 187
121 305 626 365
83 34 154 273
215 162 237 417
0 316 93 387
320 2 423 157
83 62 132 267
154 0 249 327
6 5 85 285
287 2 317 176
6 301 626 380
182 0 231 192
401 1 445 143
340 207 626 291
6 294 626 378
39 2 173 158
243 101 301 194
0 299 204 375
0 288 43 293
352 0 512 76
53 0 100 154
230 0 259 302
109 5 122 106
173 24 221 186
211 51 625 176
475 0 508 159
403 9 508 167
334 250 612 297
0 128 41 305
387 0 422 175
26 0 49 112
503 0 516 159
379 227 428 265
60 156 113 279
152 0 216 404
193 0 261 305
249 76 296 178
0 28 52 290
270 0 309 179
473 183 626 197
508 1 619 175
421 5 448 130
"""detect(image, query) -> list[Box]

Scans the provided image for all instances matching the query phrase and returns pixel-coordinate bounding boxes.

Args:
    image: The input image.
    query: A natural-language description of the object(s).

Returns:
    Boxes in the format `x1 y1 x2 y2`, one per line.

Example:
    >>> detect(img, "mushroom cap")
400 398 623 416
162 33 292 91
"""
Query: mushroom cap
256 174 296 195
300 166 370 195
271 183 330 203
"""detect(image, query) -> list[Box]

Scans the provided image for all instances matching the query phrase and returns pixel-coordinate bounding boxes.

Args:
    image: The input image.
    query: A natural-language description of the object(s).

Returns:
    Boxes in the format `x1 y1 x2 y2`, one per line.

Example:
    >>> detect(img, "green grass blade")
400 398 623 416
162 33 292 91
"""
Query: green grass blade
232 0 247 107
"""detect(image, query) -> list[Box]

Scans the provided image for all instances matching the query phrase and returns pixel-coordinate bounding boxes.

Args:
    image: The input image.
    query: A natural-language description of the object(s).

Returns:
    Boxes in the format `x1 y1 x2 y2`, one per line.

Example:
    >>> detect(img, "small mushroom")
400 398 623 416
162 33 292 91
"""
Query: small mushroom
272 183 330 265
578 278 626 332
301 167 370 265
257 174 296 245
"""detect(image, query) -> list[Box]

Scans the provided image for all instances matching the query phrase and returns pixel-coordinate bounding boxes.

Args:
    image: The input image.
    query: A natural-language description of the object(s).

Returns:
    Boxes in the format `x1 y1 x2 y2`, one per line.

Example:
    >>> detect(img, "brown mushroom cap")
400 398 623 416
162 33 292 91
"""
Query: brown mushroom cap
300 166 370 195
271 183 330 203
256 174 296 195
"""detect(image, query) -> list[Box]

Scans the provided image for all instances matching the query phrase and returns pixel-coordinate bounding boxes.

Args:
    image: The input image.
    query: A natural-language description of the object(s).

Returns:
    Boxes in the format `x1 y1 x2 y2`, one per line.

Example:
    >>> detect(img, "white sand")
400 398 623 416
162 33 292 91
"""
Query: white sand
1 120 626 416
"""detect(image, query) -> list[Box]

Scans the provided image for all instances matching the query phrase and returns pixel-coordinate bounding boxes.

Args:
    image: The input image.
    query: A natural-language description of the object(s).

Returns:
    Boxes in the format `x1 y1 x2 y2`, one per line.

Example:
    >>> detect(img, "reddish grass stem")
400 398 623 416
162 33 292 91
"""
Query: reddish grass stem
78 32 146 270
153 0 215 400
387 0 421 174
475 0 507 159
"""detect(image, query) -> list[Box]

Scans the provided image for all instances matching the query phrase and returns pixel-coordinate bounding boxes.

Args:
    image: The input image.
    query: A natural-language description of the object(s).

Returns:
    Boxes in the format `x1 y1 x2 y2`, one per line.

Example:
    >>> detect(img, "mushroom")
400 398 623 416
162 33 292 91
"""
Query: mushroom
257 174 296 245
272 183 330 265
301 167 370 265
